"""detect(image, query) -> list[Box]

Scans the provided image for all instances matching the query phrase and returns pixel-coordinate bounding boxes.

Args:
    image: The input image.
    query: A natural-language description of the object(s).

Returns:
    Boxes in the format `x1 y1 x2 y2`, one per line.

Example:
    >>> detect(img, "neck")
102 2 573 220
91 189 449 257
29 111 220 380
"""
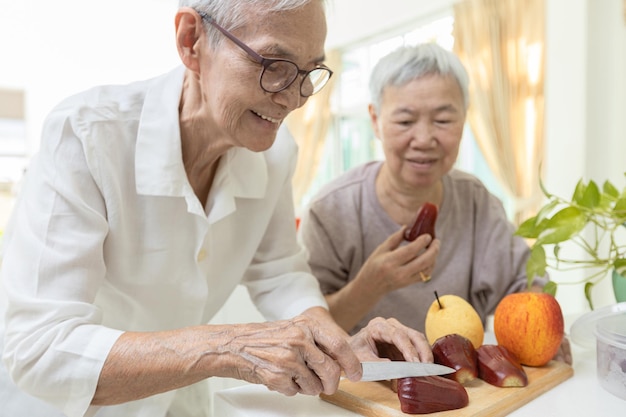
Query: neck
179 71 231 206
375 164 443 226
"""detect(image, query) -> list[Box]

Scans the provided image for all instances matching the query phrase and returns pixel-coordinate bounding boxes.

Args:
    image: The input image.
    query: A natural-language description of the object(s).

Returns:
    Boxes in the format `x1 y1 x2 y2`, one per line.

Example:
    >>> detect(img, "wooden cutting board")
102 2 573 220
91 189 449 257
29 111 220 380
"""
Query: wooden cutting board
320 361 573 417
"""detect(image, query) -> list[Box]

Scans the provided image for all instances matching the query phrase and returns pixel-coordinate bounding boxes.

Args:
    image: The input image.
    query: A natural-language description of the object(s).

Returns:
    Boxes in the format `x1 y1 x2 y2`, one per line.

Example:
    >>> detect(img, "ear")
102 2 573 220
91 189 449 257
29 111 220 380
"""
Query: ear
368 103 382 139
175 7 205 73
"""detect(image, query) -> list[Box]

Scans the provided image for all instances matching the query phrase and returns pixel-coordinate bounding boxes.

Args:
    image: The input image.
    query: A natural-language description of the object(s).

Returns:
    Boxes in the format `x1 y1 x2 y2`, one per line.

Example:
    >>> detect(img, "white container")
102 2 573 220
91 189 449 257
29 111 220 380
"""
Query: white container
595 313 626 401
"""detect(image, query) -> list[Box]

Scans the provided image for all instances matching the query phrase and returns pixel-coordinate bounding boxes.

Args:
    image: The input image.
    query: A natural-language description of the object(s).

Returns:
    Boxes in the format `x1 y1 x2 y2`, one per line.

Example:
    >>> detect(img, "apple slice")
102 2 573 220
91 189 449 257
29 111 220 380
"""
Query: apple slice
432 334 478 384
476 344 528 387
396 375 469 414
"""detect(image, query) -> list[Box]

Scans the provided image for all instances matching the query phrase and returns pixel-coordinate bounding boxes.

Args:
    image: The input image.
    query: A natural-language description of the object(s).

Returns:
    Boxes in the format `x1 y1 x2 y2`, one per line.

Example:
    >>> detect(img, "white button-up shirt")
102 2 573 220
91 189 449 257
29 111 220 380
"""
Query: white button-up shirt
1 66 327 417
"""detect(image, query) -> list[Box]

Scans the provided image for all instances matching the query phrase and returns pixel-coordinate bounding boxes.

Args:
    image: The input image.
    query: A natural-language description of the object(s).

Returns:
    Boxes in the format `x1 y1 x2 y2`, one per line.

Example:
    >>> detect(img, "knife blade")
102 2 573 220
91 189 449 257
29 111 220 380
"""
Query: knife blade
359 361 455 382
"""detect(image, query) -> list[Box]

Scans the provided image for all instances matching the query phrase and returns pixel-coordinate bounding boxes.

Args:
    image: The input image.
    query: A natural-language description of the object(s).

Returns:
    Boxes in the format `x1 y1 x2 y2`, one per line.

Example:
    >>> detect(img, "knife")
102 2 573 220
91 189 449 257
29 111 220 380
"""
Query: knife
359 361 455 382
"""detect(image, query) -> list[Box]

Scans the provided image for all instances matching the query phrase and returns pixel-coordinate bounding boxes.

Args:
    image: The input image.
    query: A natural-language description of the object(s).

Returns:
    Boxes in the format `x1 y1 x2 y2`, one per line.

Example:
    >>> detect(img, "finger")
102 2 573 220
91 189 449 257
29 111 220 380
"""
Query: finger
256 361 310 397
394 234 434 264
364 317 433 363
402 238 439 271
389 240 438 286
560 337 572 365
380 226 411 251
310 327 361 388
385 321 431 362
298 344 340 395
290 367 325 395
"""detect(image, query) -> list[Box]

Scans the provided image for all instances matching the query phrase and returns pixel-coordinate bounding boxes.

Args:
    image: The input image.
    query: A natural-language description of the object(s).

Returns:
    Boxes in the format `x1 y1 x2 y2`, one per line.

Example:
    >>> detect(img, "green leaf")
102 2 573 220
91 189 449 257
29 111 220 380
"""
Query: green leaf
526 245 547 288
552 244 562 265
515 216 540 238
613 197 626 221
584 282 594 310
603 180 619 198
543 281 557 296
535 199 560 223
538 176 553 198
614 258 626 276
572 179 586 203
598 192 614 210
578 180 600 209
535 207 586 245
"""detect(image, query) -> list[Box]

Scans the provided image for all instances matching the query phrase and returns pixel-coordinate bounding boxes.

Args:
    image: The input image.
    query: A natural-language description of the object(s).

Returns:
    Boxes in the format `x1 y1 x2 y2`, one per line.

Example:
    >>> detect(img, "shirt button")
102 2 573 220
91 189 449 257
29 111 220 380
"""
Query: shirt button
197 249 207 262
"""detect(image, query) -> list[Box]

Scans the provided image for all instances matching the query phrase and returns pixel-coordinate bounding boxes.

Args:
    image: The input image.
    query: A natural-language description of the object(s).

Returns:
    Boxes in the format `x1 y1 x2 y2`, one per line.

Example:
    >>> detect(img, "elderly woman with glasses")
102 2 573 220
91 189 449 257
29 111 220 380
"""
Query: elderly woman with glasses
0 1 433 416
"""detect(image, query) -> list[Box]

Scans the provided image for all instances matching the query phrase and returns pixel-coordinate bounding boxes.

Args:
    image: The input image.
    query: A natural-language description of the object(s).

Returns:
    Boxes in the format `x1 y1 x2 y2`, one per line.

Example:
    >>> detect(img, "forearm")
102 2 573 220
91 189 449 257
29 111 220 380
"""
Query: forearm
93 324 239 405
93 313 361 405
325 275 384 333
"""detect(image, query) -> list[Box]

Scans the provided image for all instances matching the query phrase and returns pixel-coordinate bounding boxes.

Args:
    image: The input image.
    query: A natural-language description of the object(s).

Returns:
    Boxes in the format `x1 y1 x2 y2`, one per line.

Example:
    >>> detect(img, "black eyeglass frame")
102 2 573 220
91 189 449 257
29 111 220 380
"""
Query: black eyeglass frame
197 11 333 97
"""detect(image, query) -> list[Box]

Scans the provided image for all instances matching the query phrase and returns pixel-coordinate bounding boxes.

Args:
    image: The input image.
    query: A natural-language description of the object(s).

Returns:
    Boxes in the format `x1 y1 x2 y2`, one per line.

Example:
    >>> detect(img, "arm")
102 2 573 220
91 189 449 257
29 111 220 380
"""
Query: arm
94 308 359 404
94 306 434 404
325 230 439 332
302 206 439 332
467 186 547 318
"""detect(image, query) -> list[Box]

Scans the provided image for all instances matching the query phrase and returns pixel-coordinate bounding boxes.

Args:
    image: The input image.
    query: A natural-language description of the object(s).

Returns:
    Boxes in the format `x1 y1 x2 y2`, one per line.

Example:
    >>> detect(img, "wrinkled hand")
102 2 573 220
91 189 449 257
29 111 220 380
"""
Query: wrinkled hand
358 227 440 295
349 317 433 364
552 336 572 365
226 307 360 397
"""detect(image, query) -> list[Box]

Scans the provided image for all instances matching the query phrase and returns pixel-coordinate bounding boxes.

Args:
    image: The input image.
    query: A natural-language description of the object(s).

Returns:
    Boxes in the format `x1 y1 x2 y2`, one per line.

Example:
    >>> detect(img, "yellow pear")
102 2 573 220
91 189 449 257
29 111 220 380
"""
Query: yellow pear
425 294 484 349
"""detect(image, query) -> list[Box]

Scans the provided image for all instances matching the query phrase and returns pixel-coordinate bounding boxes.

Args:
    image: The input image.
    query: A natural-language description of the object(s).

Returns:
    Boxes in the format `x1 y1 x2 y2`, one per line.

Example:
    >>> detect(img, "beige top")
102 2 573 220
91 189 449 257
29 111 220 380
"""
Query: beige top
301 161 543 334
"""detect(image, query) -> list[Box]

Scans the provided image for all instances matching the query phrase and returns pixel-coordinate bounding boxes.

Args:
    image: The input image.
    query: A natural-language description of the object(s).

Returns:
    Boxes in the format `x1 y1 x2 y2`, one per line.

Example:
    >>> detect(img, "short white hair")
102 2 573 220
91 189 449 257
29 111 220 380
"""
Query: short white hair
180 0 327 46
369 43 470 113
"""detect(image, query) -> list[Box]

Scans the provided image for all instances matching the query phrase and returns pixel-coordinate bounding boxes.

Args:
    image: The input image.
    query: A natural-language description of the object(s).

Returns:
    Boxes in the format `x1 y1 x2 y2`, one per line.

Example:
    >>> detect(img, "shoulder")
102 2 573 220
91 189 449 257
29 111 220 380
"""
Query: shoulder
446 169 489 191
46 68 182 138
443 169 510 221
308 161 381 208
444 169 499 204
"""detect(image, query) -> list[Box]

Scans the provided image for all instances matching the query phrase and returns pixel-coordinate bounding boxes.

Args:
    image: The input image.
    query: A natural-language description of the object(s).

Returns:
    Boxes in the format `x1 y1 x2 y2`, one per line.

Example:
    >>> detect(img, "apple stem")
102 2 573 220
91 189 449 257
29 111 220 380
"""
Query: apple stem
434 290 443 309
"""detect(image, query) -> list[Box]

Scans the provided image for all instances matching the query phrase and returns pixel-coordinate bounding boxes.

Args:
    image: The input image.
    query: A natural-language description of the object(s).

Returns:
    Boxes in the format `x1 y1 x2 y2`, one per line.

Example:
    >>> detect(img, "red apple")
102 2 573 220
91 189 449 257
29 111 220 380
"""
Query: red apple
493 292 564 367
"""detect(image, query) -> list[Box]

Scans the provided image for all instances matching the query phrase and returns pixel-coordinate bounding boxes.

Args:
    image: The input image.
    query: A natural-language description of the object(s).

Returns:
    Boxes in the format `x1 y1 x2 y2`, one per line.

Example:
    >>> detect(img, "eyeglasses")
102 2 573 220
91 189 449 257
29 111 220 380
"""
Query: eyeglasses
197 11 333 97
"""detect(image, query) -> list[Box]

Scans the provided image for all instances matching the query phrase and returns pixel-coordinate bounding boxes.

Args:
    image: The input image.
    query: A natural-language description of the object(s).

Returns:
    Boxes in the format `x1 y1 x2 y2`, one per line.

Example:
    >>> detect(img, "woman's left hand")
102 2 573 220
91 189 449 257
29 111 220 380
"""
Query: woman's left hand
349 317 433 363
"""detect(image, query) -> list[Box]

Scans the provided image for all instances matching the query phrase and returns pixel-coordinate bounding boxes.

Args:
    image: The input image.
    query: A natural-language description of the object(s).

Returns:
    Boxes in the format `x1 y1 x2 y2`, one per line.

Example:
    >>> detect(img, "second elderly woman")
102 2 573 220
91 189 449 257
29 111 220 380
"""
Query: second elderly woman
300 43 544 335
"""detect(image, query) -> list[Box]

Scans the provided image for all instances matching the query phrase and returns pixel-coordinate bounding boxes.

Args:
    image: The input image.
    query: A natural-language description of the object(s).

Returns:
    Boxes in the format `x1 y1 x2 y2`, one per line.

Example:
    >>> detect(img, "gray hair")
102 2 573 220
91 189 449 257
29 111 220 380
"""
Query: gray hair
179 0 327 47
369 43 470 113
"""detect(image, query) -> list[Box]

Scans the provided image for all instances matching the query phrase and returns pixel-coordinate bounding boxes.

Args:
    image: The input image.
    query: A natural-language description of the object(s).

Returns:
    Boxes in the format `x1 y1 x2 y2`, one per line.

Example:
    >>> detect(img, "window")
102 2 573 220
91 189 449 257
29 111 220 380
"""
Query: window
0 89 28 190
300 15 512 218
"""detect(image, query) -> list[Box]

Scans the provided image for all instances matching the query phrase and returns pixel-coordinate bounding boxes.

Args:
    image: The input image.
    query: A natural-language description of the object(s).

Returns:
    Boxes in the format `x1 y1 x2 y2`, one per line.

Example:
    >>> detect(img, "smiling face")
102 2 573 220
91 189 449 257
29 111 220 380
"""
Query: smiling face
370 73 466 193
195 2 327 152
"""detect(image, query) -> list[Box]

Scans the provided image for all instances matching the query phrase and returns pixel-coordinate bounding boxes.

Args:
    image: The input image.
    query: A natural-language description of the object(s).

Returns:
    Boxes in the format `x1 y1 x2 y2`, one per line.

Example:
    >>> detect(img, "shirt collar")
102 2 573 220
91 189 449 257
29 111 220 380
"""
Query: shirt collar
207 147 267 223
135 66 187 197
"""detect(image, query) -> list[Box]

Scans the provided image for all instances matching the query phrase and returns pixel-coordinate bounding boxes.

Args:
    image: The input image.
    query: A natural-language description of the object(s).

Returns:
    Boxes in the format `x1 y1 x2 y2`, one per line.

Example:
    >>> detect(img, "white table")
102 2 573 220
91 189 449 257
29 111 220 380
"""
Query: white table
214 341 625 416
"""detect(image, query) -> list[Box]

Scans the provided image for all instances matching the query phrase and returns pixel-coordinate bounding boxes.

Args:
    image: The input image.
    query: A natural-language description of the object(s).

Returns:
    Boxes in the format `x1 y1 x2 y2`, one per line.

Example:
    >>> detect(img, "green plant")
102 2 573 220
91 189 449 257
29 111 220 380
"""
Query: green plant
515 174 626 309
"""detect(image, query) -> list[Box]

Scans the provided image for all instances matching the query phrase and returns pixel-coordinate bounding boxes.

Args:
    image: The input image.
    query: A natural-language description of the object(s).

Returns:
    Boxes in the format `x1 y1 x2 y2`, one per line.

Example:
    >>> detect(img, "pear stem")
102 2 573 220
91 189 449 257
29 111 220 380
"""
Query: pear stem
434 290 443 309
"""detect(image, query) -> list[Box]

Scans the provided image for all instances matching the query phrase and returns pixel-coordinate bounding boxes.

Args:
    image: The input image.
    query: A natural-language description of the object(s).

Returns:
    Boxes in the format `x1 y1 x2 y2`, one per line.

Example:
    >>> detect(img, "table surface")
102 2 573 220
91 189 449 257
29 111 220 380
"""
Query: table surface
214 341 625 416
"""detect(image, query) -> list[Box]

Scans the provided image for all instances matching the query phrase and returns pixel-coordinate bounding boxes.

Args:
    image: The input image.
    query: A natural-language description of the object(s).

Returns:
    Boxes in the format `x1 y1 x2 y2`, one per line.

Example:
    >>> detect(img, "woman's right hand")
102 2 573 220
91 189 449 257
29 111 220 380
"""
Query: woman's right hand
359 226 440 294
324 227 439 332
220 307 360 396
93 309 359 404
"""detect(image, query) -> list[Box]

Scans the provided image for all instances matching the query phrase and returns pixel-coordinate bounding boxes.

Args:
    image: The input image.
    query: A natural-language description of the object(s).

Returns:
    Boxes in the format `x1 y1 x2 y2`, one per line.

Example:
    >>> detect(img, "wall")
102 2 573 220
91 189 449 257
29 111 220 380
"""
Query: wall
325 0 458 48
0 0 180 155
544 0 626 313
